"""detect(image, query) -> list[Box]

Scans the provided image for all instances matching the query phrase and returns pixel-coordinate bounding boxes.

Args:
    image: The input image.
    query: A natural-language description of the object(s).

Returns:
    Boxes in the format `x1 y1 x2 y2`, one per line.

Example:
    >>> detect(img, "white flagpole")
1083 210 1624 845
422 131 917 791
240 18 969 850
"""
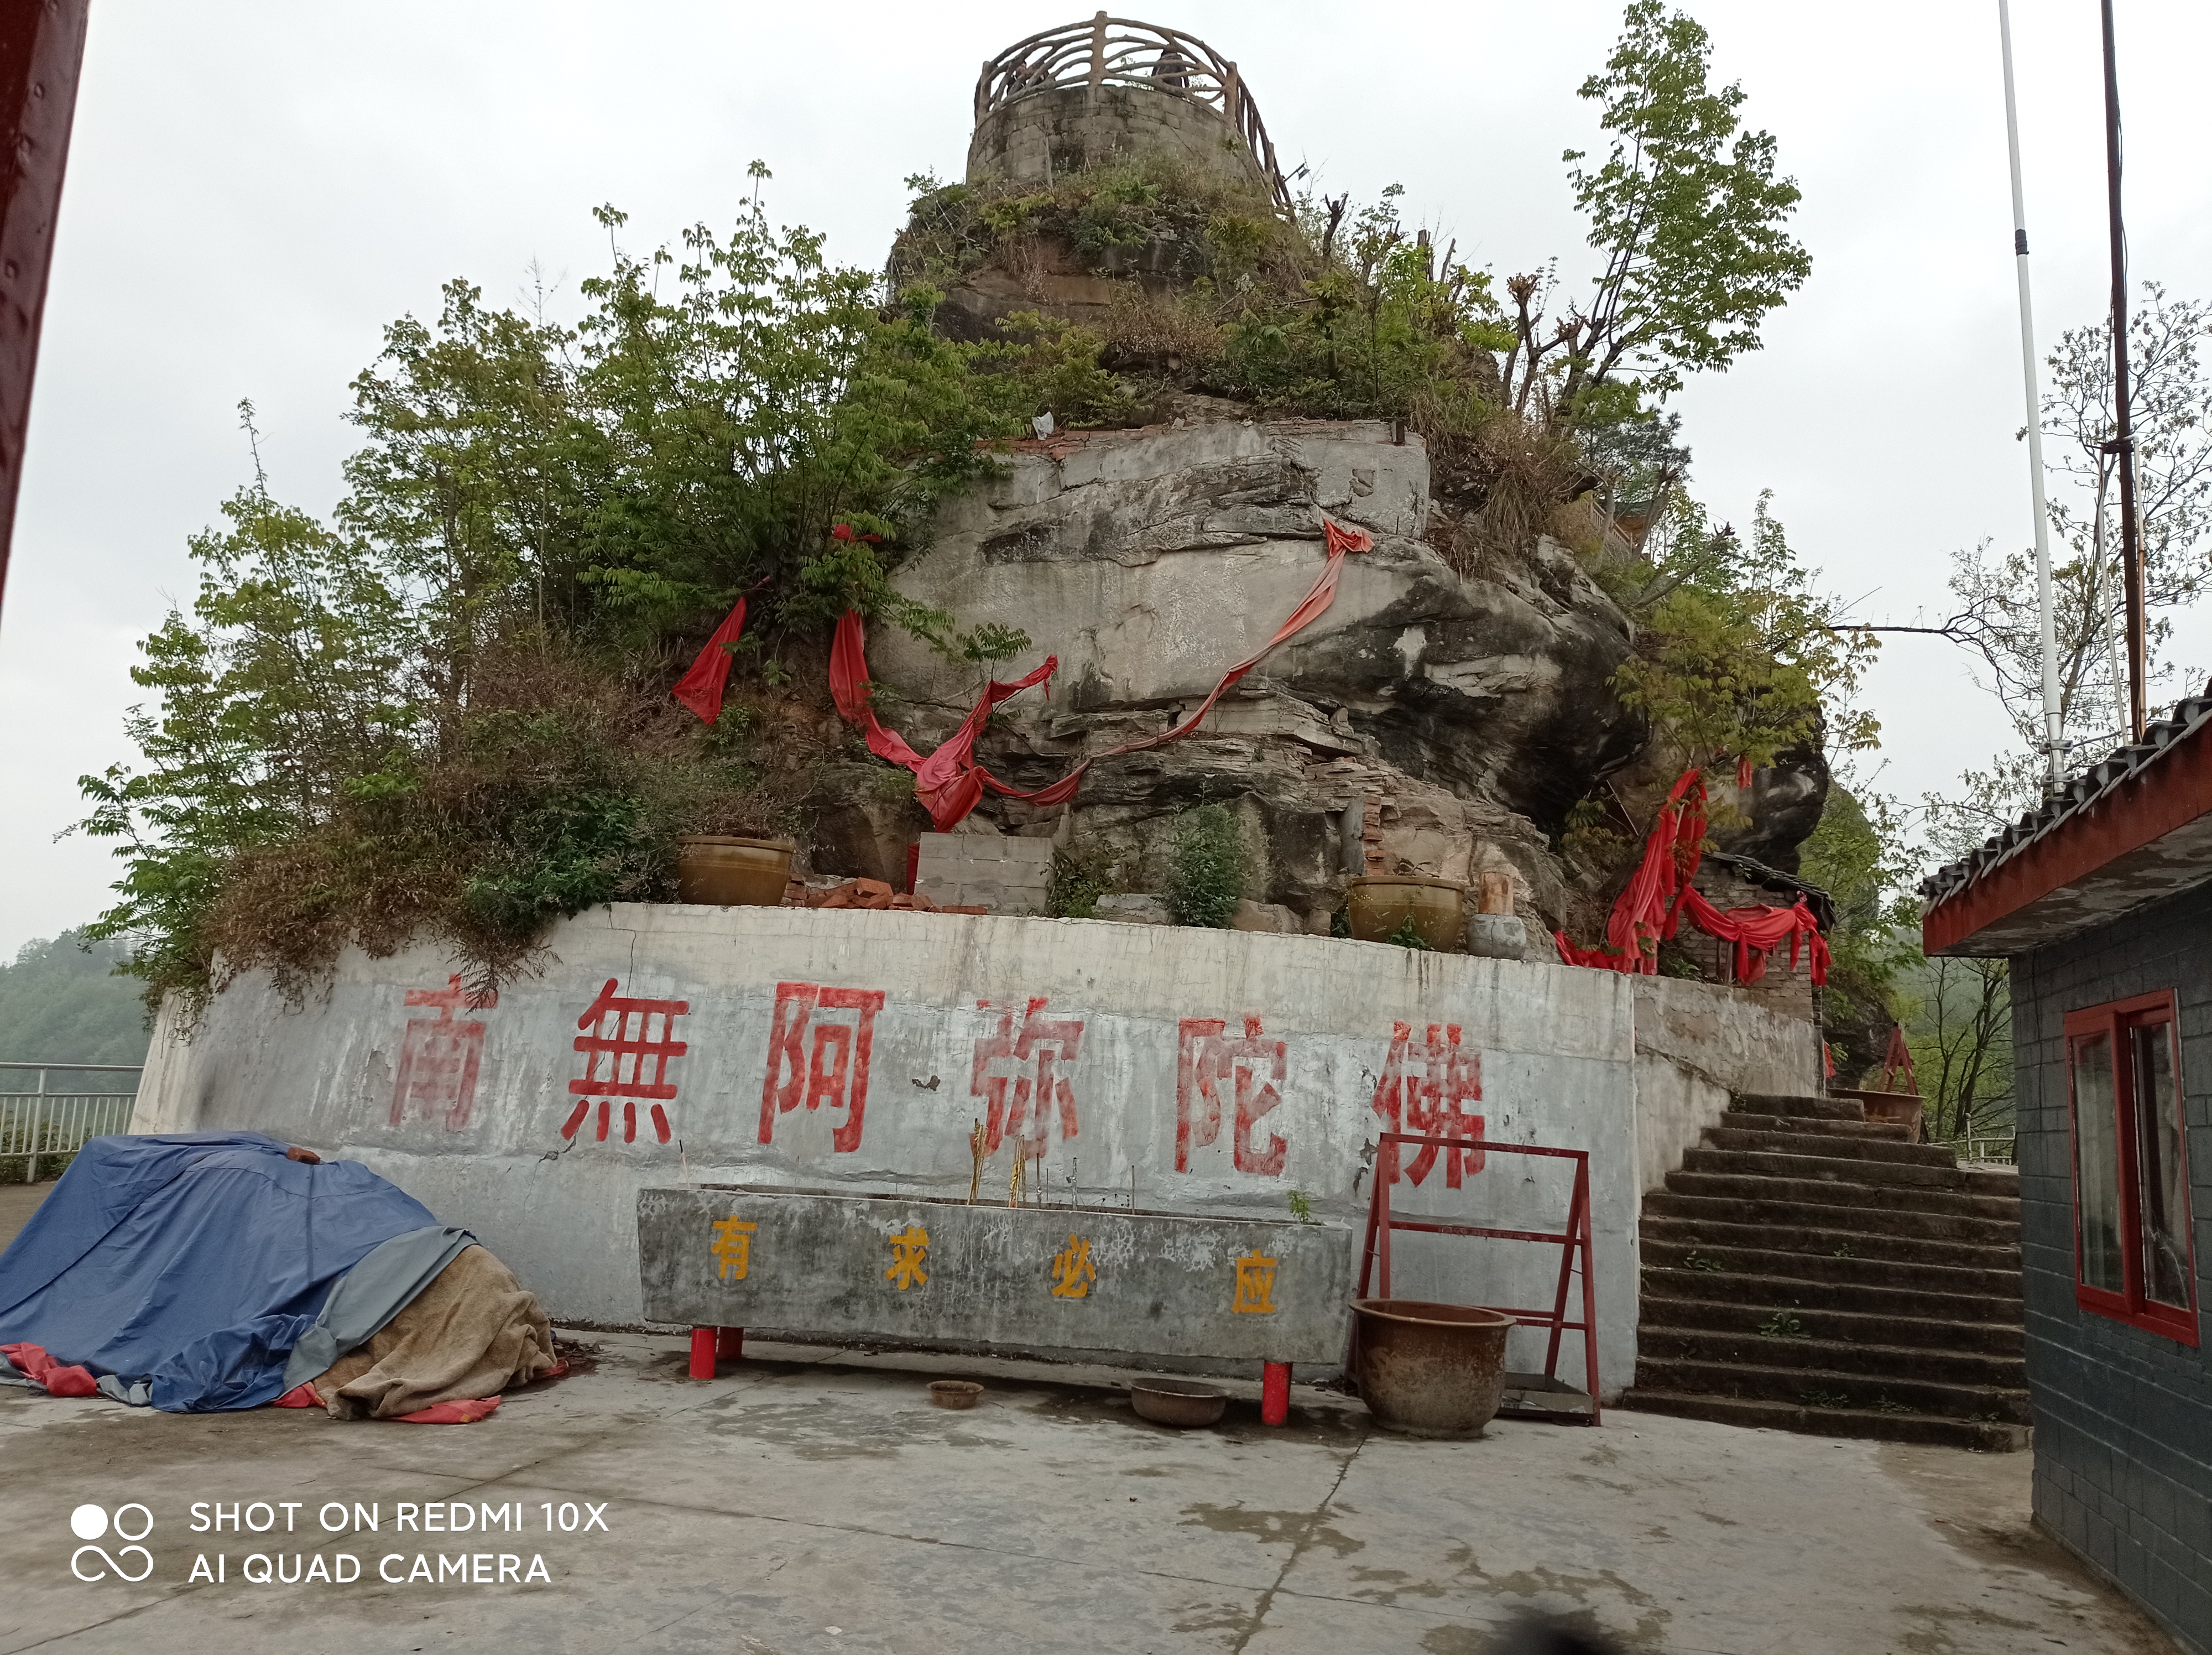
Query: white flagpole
1999 0 2065 787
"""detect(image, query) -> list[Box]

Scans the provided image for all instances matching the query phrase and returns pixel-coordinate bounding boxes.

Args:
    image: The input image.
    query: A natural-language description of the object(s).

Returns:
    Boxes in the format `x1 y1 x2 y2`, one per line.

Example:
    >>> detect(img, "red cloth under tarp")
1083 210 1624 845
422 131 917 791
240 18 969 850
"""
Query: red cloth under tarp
1553 766 1828 986
3 1341 99 1397
830 516 1376 830
670 597 749 724
394 1394 503 1424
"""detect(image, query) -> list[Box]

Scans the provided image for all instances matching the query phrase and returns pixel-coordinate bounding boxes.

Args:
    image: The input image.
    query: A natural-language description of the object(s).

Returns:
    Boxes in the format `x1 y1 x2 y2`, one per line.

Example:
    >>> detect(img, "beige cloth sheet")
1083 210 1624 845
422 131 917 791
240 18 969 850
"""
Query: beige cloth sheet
311 1243 558 1419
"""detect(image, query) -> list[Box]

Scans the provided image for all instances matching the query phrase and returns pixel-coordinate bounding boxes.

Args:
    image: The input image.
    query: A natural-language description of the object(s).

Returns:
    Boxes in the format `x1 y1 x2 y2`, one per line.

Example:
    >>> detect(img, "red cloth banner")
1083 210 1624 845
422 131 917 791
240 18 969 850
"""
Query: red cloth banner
1553 766 1828 986
670 597 749 725
831 516 1376 830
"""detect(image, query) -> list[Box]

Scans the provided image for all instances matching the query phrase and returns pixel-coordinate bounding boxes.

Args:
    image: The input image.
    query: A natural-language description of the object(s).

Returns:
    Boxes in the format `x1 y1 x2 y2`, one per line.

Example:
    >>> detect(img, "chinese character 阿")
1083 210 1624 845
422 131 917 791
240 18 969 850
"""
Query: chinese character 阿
1175 1016 1288 1175
561 977 690 1146
885 1224 930 1290
1370 1022 1485 1186
1233 1251 1279 1315
1048 1234 1096 1299
710 1217 757 1282
758 982 888 1154
390 976 498 1131
970 996 1085 1160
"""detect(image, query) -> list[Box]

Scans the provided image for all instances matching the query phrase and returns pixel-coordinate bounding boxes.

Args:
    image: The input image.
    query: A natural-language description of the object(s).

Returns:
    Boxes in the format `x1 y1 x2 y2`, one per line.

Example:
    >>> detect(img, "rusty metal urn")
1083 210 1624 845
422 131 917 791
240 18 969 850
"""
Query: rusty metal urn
1351 1299 1517 1438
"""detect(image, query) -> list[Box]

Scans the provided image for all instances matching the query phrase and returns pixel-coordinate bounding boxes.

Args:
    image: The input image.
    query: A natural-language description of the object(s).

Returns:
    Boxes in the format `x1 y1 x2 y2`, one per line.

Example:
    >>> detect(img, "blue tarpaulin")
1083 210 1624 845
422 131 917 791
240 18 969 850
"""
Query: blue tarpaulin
0 1133 441 1412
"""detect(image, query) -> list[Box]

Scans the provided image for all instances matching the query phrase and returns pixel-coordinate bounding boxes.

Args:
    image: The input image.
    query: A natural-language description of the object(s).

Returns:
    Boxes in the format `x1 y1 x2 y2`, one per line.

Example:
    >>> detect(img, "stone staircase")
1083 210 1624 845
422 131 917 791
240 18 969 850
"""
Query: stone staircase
1621 1092 2028 1452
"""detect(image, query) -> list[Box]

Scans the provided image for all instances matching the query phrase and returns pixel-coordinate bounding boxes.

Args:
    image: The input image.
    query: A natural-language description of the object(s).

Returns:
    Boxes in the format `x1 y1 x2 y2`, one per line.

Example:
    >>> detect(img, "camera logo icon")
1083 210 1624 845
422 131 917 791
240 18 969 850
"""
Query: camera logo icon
69 1503 154 1582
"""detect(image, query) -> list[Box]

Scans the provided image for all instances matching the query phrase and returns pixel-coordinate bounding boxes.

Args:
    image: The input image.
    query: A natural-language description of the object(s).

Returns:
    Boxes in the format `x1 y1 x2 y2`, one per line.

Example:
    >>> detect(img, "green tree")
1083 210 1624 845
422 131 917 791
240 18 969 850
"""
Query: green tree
0 932 152 1065
1504 0 1811 421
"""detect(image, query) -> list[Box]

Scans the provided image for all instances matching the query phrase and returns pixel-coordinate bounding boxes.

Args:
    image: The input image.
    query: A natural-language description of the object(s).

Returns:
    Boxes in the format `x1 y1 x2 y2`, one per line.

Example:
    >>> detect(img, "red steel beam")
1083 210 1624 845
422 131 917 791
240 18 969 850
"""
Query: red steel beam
0 0 89 620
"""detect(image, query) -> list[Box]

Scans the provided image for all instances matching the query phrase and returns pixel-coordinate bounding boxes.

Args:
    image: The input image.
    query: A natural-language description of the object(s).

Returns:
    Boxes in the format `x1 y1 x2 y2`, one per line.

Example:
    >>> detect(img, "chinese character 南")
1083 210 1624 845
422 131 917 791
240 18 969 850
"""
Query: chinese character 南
1175 1016 1288 1175
710 1217 757 1283
1370 1022 1486 1186
390 976 498 1131
758 982 888 1153
1232 1251 1279 1315
562 979 690 1145
885 1224 930 1291
970 997 1084 1160
1048 1234 1096 1299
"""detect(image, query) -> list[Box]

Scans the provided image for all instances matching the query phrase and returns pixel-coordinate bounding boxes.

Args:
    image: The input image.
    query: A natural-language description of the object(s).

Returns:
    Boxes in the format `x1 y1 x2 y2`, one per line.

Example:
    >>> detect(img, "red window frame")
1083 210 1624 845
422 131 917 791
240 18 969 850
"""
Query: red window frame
2064 991 2200 1345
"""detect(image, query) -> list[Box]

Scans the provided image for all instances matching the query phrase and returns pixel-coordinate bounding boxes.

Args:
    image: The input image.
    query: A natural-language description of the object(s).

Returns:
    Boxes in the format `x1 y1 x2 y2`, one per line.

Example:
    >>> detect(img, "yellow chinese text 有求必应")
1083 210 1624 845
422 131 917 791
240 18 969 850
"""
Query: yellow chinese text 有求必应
885 1224 931 1290
1233 1250 1279 1314
710 1217 758 1283
1049 1234 1097 1299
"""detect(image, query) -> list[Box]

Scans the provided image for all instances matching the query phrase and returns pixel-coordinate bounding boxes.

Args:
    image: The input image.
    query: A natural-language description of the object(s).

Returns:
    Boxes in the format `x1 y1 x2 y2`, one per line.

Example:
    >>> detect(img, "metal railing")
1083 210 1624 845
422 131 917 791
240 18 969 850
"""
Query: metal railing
1936 1133 2017 1166
1 1063 142 1182
973 14 1292 211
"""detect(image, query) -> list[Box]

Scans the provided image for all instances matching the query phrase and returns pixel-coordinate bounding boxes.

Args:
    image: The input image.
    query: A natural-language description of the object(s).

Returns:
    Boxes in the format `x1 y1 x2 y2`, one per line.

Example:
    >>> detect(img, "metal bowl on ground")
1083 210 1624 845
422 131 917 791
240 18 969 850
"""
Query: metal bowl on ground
928 1380 984 1410
1351 1299 1517 1438
1129 1377 1227 1427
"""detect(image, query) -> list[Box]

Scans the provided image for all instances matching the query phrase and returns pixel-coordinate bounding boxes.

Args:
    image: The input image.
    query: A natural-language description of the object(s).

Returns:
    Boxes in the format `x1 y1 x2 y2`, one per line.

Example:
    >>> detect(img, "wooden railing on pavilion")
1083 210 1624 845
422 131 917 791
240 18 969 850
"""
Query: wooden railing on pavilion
973 13 1292 211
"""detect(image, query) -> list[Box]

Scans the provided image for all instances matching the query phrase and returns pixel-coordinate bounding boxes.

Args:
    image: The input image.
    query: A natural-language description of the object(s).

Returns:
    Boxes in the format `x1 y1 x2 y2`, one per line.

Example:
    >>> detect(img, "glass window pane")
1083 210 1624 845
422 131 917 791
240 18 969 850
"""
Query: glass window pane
2074 1032 2125 1293
2131 1021 2195 1311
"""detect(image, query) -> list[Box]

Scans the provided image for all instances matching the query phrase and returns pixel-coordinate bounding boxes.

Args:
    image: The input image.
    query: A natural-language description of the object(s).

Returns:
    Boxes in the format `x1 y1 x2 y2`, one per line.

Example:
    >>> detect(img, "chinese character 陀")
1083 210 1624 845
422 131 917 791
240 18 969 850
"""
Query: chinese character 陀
885 1224 931 1290
1049 1234 1096 1299
1233 1250 1279 1315
710 1217 758 1283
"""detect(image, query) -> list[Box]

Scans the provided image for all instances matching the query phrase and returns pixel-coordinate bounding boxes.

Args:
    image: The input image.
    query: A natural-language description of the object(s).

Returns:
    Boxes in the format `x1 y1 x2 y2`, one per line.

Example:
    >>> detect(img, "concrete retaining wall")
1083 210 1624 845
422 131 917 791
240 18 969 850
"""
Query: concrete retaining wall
134 905 1817 1399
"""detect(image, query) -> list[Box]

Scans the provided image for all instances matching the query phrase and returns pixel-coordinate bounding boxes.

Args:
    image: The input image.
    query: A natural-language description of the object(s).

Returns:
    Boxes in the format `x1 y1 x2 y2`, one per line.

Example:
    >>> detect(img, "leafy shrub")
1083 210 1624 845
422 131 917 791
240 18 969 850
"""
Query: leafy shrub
1385 916 1431 950
1047 842 1118 920
1165 805 1248 929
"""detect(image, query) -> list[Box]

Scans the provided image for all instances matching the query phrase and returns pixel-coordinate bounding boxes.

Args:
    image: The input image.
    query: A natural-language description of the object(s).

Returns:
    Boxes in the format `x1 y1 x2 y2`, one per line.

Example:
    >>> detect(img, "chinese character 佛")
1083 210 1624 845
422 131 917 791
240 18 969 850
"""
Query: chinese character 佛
1232 1251 1279 1315
562 978 690 1145
390 976 498 1132
885 1224 930 1290
710 1217 757 1283
970 996 1084 1160
1370 1022 1486 1186
1176 1016 1288 1175
1048 1234 1096 1299
758 981 888 1154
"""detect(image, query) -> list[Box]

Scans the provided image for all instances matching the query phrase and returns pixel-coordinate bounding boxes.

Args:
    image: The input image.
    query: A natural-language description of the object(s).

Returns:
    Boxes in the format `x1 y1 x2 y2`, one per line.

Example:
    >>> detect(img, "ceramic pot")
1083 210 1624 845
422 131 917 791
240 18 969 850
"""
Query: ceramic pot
675 836 794 907
1347 876 1465 950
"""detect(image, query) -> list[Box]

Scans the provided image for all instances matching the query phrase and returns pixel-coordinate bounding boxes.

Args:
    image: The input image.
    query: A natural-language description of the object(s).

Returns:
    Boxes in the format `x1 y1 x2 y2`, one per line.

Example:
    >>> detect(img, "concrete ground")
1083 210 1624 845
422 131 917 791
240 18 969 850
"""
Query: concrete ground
0 1178 51 1252
0 1324 2176 1655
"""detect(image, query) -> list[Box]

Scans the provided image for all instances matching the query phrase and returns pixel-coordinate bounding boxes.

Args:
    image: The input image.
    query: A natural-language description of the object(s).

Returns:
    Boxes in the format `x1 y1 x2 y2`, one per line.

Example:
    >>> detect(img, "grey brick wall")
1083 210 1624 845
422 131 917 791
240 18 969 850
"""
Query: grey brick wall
2012 880 2212 1653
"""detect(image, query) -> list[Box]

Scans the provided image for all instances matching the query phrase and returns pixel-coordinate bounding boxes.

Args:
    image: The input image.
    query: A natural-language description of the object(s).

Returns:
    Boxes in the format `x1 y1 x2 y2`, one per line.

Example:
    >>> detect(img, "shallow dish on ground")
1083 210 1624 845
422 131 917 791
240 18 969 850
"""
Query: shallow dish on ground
928 1380 984 1410
1129 1377 1227 1427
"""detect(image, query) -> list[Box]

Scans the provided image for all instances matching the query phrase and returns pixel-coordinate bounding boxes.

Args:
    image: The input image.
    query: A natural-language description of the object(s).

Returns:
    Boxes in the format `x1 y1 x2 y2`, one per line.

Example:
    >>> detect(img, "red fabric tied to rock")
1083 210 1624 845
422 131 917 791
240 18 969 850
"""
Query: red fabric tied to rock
830 516 1376 830
1553 766 1828 986
2 1341 100 1397
670 597 749 725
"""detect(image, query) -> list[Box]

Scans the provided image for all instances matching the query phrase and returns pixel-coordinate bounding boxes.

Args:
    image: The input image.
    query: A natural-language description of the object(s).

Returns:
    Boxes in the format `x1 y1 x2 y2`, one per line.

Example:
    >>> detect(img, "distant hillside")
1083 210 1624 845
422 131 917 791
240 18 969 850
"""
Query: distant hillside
0 930 152 1067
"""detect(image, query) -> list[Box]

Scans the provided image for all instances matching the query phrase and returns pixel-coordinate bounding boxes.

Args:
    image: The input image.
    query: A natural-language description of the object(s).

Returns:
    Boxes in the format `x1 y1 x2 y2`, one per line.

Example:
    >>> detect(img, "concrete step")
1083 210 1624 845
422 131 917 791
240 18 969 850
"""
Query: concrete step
1660 1171 2020 1227
1642 1237 2025 1302
1681 1147 1973 1191
1641 1265 2020 1327
1642 1210 2020 1271
1619 1388 2031 1452
1961 1168 2021 1199
1723 1112 1912 1143
1636 1325 2025 1396
1702 1126 1959 1170
1631 1292 2023 1356
1733 1094 1867 1123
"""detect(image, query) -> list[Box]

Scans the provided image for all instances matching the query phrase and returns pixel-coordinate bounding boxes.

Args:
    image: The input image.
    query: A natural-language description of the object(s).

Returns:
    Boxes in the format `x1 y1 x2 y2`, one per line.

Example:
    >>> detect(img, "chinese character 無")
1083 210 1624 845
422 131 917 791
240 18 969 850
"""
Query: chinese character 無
885 1224 930 1290
710 1217 757 1282
562 977 690 1145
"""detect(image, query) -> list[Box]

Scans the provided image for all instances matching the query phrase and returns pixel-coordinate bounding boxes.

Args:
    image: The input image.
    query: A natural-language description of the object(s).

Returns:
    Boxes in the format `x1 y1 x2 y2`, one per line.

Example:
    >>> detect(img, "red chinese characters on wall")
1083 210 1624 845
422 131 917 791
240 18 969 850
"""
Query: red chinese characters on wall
390 976 498 1131
969 997 1084 1159
1371 1021 1485 1186
1175 1016 1288 1176
562 978 690 1145
758 982 887 1153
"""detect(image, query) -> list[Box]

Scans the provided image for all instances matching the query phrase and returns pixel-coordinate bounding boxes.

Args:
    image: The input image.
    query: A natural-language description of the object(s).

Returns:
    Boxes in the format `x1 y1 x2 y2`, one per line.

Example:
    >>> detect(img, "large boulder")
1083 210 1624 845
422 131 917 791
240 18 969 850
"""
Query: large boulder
860 419 1646 941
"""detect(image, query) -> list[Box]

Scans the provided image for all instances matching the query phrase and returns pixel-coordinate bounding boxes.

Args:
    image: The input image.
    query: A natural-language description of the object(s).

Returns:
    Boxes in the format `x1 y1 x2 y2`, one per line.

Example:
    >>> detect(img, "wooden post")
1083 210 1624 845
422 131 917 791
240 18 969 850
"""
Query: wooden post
1223 60 1240 129
1084 11 1107 169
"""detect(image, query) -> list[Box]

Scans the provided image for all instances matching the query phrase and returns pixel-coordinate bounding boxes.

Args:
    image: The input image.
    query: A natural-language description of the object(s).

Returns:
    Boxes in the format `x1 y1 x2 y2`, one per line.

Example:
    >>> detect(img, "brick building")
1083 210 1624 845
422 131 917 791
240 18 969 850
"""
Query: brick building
1921 691 2212 1653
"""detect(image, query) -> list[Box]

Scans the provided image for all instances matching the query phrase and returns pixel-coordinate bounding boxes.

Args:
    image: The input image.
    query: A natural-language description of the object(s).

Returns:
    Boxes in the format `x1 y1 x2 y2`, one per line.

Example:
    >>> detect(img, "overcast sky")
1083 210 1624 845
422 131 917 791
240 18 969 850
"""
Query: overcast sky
3 0 2206 958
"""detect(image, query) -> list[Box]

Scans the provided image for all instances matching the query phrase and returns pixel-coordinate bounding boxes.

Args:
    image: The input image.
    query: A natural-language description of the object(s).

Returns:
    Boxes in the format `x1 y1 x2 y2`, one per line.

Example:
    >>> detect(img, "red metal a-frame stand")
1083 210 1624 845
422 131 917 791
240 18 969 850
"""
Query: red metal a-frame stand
1355 1132 1602 1424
